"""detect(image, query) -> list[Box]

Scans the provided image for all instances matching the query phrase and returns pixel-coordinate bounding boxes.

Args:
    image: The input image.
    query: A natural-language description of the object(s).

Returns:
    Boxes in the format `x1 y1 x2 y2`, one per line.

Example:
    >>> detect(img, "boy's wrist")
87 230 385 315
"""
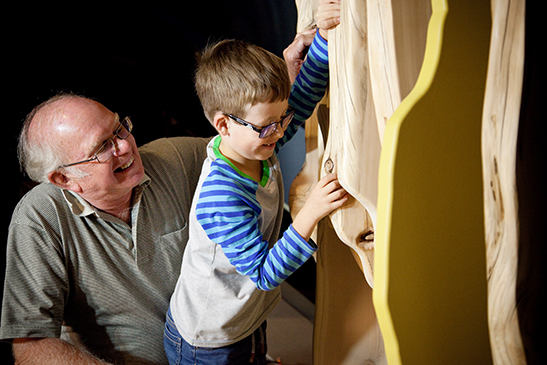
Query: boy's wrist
318 28 328 41
306 30 329 66
287 223 318 251
292 207 320 243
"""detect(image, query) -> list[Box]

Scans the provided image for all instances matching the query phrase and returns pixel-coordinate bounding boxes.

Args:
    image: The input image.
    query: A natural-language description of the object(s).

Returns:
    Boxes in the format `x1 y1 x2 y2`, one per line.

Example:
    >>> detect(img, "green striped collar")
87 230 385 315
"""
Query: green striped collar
212 135 270 187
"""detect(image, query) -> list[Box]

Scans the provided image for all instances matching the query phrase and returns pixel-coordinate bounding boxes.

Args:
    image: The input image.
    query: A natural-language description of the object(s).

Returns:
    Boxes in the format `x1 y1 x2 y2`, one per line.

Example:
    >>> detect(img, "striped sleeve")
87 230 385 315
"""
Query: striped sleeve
196 160 317 291
277 33 329 150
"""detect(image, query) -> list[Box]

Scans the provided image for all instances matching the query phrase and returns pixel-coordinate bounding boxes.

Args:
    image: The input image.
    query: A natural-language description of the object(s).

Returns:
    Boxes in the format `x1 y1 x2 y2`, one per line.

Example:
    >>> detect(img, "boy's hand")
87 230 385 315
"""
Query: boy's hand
316 0 341 40
306 173 349 222
292 173 349 241
283 28 317 84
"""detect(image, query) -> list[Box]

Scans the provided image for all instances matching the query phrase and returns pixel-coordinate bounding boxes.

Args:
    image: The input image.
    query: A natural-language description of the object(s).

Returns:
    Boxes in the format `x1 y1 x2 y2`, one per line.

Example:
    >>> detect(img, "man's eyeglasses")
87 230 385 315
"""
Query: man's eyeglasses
58 114 133 169
223 109 295 139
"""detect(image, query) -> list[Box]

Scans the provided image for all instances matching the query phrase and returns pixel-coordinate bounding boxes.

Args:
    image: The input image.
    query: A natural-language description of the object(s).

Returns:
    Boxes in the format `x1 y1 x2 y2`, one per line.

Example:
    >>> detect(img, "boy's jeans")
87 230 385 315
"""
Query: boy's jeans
164 308 268 365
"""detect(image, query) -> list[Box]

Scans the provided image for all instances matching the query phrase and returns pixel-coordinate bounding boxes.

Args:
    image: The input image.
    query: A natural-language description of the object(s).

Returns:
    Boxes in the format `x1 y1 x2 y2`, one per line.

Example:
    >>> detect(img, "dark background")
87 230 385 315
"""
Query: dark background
2 2 317 363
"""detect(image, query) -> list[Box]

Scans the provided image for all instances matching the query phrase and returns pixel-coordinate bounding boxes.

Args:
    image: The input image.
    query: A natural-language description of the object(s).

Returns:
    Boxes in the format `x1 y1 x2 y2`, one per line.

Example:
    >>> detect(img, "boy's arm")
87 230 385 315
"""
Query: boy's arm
196 161 316 291
276 33 329 150
278 0 341 149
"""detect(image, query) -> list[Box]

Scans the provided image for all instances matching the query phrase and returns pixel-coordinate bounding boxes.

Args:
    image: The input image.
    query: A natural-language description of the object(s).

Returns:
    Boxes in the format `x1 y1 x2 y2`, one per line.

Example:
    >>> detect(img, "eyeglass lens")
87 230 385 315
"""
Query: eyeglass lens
95 118 132 163
259 112 294 138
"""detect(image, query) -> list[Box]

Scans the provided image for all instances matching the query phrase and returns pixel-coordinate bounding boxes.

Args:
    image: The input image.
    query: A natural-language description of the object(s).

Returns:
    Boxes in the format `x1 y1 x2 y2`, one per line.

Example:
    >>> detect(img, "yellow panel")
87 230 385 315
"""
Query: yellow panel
374 0 493 363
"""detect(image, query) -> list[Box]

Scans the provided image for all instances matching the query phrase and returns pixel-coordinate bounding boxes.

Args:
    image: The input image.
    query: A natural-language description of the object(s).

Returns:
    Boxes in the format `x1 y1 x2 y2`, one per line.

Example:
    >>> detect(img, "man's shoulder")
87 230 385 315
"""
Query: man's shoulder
139 137 210 161
137 137 211 204
17 182 64 206
10 182 67 226
139 137 209 174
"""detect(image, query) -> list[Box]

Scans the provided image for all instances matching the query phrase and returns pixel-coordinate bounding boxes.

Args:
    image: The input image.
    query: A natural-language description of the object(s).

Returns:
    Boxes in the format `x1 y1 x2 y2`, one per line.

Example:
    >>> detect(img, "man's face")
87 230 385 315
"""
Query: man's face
51 99 145 211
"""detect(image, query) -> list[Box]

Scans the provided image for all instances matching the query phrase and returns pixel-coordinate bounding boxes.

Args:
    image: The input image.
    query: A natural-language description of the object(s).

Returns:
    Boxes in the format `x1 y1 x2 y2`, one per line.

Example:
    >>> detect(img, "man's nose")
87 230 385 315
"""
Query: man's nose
112 137 131 156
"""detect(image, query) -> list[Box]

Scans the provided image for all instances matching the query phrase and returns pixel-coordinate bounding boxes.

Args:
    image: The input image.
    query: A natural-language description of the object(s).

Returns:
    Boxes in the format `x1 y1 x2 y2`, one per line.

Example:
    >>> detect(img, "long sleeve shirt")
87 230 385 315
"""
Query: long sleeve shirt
169 33 329 348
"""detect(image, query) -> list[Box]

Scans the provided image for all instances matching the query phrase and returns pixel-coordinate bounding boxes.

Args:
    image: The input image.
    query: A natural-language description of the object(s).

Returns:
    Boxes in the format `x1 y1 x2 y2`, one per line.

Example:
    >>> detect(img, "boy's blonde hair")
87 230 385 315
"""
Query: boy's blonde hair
195 39 291 125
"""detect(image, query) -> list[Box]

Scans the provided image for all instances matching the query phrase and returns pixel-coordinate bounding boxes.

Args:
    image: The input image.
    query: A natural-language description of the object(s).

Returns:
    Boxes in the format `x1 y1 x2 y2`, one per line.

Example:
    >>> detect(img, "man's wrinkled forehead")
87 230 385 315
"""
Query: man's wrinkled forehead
34 97 107 128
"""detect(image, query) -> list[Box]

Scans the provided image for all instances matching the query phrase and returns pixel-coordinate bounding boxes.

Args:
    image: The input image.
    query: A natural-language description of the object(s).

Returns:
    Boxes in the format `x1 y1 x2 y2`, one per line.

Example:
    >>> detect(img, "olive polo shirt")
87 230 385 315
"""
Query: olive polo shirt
0 137 209 364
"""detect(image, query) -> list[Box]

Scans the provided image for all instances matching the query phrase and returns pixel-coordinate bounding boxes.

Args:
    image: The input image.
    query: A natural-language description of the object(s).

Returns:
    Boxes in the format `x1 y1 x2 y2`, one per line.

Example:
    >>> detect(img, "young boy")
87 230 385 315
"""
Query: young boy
165 5 343 365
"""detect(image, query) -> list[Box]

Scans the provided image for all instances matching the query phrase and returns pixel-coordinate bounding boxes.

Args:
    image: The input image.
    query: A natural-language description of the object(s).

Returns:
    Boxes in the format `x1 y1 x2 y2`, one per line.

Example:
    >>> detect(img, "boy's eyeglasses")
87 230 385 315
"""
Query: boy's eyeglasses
58 114 133 169
223 109 296 139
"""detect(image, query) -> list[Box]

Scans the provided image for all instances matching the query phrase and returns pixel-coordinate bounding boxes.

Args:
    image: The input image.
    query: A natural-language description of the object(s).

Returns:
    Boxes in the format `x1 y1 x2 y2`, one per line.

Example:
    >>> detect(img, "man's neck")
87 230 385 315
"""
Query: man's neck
85 190 134 224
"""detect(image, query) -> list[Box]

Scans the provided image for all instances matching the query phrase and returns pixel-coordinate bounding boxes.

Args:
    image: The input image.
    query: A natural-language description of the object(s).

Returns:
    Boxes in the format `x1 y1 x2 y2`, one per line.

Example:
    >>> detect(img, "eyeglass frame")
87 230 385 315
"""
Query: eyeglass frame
223 108 296 139
57 114 133 169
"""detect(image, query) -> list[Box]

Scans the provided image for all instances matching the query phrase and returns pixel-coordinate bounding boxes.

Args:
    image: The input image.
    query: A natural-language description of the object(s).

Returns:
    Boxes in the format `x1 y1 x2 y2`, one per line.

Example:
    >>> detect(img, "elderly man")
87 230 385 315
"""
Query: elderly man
0 30 318 364
2 94 209 365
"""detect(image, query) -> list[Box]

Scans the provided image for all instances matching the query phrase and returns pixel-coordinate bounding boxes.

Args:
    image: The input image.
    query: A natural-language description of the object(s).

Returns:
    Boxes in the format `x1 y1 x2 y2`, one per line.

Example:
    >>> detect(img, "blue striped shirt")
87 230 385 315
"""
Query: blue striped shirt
170 33 329 347
197 34 329 291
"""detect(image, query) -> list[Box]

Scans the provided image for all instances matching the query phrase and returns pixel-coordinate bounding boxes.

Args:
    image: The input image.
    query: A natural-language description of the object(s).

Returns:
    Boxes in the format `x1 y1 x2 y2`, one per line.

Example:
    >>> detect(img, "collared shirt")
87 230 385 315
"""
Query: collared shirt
1 137 209 365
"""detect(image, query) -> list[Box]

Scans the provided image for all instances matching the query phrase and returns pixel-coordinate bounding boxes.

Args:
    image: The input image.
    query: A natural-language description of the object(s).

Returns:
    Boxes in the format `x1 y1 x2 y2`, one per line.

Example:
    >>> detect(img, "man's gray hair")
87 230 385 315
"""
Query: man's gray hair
18 93 89 183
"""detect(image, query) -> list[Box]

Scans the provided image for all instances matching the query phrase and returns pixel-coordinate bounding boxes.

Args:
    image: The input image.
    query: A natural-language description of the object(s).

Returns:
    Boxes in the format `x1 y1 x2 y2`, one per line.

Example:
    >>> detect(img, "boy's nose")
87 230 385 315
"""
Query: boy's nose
273 124 285 138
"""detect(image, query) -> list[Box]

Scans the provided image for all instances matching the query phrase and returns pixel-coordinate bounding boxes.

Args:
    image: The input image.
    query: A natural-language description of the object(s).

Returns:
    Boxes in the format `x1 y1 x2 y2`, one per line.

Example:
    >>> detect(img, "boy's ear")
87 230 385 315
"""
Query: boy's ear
213 113 230 136
47 170 83 193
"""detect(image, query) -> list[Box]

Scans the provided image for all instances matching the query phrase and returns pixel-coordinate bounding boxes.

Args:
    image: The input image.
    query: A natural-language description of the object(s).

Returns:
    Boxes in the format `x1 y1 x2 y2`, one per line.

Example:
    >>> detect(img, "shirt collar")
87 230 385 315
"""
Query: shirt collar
61 174 151 217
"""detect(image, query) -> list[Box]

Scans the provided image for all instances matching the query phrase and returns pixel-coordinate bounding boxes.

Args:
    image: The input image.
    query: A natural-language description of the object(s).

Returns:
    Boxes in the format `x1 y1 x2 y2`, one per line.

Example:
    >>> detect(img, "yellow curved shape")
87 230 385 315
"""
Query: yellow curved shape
374 0 493 363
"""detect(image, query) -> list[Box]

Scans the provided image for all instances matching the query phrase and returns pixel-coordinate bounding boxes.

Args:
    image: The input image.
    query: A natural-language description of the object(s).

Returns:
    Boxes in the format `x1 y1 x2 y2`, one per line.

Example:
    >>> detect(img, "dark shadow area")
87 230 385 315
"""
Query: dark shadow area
516 1 547 364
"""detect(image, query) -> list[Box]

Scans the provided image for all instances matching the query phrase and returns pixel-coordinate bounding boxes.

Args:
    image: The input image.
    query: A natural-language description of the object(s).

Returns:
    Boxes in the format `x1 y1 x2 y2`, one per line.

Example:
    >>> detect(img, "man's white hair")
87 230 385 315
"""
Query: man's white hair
18 93 89 183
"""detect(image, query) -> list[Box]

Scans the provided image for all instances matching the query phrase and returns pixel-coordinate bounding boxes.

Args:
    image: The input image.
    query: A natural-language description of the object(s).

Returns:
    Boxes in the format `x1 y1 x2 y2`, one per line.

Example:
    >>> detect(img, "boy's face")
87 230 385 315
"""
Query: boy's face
219 100 289 165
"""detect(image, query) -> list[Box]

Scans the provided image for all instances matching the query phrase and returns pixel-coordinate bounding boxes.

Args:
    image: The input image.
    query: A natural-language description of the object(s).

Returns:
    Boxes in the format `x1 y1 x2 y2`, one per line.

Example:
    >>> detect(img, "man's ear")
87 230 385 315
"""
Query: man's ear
47 170 82 193
213 113 230 136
